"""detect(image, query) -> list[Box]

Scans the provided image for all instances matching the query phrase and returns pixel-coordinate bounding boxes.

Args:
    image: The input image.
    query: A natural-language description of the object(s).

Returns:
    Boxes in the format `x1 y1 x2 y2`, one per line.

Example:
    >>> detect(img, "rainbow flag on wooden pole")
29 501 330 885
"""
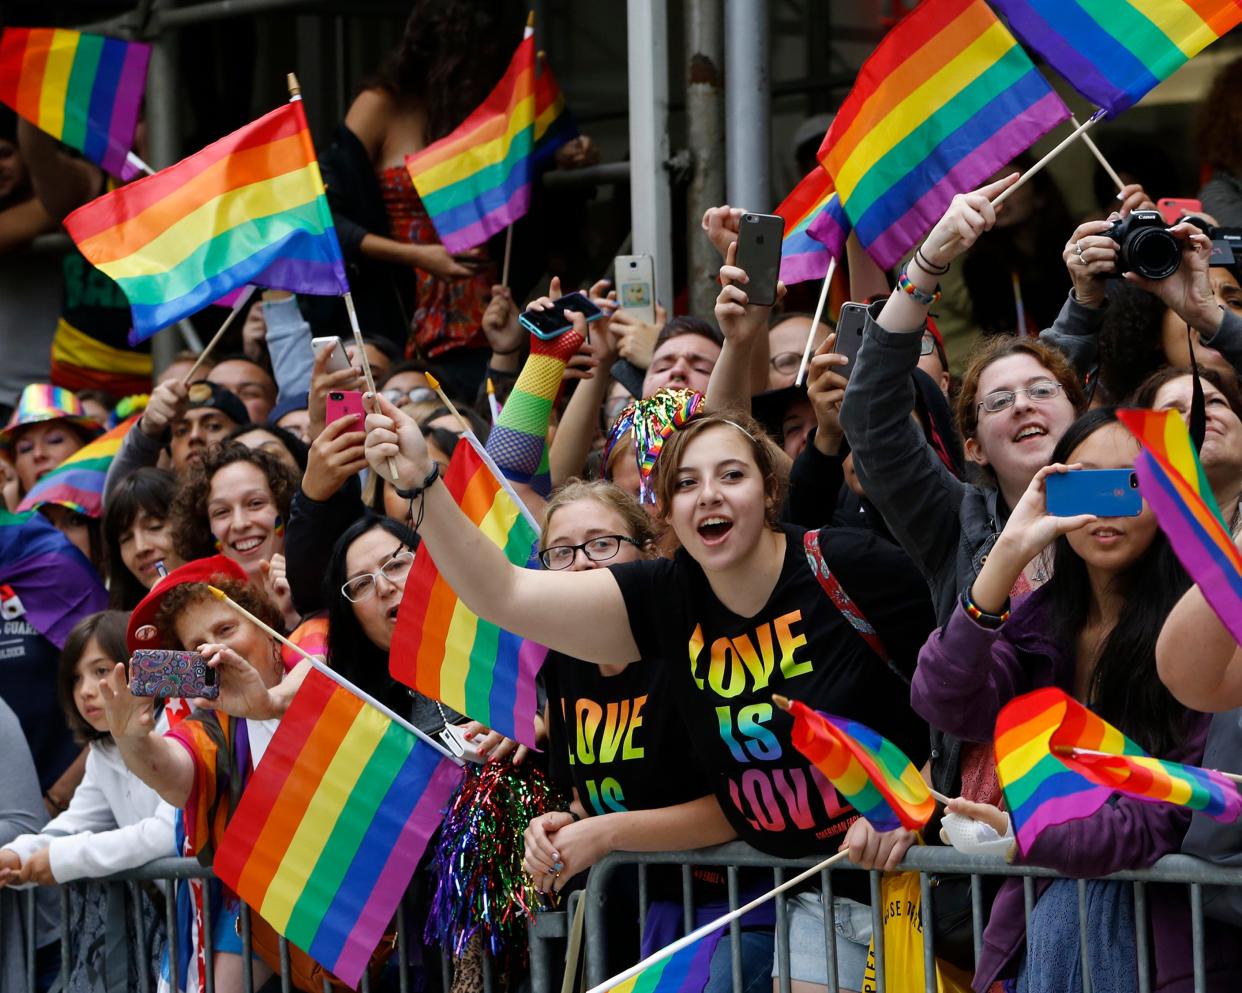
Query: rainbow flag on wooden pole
63 95 350 341
0 27 150 180
390 433 547 748
817 0 1070 270
214 665 460 988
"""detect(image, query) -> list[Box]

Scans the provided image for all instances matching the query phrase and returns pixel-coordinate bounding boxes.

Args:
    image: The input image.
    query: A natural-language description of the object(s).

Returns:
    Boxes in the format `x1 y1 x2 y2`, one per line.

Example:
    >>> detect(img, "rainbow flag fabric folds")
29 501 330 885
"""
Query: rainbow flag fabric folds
995 686 1242 855
17 413 139 518
0 28 149 181
785 698 934 832
63 101 349 341
817 0 1070 270
606 929 724 993
391 434 547 748
992 0 1242 117
774 168 849 285
1118 407 1242 643
404 28 539 253
214 667 460 988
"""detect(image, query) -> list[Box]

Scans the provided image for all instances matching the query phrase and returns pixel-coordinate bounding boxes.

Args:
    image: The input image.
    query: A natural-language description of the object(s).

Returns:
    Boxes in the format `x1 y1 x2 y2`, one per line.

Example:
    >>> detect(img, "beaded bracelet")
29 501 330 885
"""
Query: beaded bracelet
961 589 1010 628
897 269 942 305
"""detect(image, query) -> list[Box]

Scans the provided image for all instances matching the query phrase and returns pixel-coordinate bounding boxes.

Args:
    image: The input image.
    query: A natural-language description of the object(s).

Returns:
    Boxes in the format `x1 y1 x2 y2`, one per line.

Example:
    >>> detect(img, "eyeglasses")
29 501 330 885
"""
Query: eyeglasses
978 380 1064 414
770 352 803 375
539 535 641 571
383 387 437 407
919 334 936 357
341 550 415 602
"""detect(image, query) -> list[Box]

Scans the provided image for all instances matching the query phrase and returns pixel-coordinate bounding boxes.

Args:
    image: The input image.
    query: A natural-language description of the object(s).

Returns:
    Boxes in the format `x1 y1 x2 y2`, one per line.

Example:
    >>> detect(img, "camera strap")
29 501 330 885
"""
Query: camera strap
1186 322 1207 452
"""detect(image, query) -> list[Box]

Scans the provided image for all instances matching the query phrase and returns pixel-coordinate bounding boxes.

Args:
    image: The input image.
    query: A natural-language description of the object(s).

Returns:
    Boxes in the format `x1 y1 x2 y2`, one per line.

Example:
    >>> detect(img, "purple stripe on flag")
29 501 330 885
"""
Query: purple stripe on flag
439 184 532 254
1014 786 1113 853
332 757 459 984
779 249 832 286
510 639 548 750
807 205 849 264
868 92 1068 269
105 41 150 180
5 551 108 647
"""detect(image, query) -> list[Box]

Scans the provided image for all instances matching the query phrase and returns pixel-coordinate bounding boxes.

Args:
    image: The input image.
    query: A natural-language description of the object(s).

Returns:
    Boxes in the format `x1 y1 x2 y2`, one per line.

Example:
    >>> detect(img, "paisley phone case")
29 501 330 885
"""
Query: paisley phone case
128 649 219 699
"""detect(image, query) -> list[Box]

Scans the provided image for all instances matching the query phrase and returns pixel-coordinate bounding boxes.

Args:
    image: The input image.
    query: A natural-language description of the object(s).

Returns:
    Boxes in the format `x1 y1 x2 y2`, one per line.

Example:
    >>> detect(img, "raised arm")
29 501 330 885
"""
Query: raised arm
706 242 780 412
365 395 641 665
1157 579 1242 711
16 119 100 222
97 665 194 809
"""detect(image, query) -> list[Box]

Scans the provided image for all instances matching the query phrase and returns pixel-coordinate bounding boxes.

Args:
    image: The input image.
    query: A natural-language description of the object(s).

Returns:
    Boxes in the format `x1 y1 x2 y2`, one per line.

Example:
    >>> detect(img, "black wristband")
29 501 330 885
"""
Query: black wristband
567 809 582 822
395 462 441 501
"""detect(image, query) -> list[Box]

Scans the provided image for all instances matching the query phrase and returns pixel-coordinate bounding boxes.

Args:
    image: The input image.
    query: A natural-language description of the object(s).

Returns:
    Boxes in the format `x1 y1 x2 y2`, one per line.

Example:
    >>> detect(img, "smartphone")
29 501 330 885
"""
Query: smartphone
1157 198 1203 225
311 336 351 374
1045 468 1142 518
614 254 656 324
735 213 785 307
438 722 485 764
326 389 365 425
832 302 868 380
518 291 605 340
129 649 218 700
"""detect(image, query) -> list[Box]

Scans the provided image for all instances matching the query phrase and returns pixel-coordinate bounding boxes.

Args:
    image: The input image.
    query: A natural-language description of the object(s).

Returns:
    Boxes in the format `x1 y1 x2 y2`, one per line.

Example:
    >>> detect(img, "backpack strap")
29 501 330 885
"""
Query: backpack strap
802 529 896 668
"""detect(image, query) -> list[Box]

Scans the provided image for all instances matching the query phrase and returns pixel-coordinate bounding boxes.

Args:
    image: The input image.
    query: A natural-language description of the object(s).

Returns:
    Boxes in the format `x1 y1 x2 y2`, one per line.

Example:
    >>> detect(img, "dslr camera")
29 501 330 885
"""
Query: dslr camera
1104 210 1182 280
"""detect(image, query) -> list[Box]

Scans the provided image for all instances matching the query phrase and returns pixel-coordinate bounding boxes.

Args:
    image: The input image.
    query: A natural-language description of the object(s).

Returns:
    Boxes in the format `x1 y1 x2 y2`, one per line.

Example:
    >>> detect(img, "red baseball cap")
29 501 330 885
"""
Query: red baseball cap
126 554 249 653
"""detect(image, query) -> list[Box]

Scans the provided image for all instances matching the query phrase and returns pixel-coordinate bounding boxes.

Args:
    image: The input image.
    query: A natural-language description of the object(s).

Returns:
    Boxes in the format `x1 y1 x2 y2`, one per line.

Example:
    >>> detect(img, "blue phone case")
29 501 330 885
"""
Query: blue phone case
518 293 604 340
1046 469 1142 518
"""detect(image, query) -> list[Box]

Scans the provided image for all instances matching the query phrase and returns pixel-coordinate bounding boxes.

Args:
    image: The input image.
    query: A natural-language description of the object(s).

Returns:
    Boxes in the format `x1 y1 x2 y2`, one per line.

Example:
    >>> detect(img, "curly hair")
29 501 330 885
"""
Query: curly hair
154 578 283 651
1197 55 1242 174
1096 282 1168 403
370 0 525 143
170 443 298 564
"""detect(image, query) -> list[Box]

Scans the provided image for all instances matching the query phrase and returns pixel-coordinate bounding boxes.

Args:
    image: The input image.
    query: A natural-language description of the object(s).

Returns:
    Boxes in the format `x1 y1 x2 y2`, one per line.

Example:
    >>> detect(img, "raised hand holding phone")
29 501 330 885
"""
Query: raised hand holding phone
733 212 785 307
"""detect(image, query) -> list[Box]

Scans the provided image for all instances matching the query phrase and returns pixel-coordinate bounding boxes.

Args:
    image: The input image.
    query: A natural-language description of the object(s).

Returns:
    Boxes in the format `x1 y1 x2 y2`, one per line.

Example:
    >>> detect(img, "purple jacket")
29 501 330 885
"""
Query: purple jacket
912 588 1238 992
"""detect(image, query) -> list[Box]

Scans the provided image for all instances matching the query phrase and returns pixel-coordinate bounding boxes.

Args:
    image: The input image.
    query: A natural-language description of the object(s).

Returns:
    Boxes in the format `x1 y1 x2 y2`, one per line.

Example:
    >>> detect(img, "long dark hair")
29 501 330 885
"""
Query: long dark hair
370 0 525 144
103 468 177 610
58 611 132 744
1044 408 1190 754
324 515 420 712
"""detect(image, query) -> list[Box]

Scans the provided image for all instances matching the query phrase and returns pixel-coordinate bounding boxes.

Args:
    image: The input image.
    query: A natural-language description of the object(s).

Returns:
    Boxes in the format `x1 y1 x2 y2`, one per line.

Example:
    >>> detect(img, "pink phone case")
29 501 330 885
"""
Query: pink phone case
325 390 365 426
128 649 219 699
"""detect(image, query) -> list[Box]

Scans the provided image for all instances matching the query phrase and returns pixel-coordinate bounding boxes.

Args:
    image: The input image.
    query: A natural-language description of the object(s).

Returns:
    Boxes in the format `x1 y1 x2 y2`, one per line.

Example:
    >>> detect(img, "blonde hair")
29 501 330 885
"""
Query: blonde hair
542 479 659 551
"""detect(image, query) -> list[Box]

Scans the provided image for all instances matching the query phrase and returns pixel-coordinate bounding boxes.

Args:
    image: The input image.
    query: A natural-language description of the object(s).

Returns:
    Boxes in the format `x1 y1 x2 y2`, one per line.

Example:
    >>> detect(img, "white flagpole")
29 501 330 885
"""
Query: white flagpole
795 256 836 387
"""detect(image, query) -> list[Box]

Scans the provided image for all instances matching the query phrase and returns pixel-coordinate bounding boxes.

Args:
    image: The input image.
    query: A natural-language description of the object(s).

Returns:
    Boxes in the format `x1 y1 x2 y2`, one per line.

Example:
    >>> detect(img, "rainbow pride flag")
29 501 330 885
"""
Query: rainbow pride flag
16 413 139 518
282 614 329 670
996 687 1242 854
774 168 849 285
391 434 546 748
785 698 934 832
992 0 1242 117
533 50 577 165
404 28 538 253
1118 408 1242 643
0 28 149 181
0 509 107 647
214 667 460 988
817 0 1069 270
63 101 349 341
606 929 724 993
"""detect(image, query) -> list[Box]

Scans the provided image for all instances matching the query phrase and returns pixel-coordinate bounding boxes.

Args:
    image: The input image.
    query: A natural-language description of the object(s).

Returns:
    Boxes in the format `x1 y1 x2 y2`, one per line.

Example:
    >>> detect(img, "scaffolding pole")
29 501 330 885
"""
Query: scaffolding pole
145 8 183 376
685 0 725 318
626 0 674 310
724 0 771 212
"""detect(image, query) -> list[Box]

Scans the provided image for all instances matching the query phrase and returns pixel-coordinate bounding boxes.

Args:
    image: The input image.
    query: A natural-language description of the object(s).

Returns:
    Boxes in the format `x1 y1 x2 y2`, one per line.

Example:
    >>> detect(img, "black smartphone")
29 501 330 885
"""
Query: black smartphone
833 302 868 379
518 291 605 340
735 213 785 307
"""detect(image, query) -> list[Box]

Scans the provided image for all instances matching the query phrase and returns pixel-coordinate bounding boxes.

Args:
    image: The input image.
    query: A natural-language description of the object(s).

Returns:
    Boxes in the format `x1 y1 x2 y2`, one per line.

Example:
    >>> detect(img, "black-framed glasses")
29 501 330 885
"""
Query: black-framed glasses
341 550 415 602
978 380 1064 414
770 351 803 375
539 535 641 571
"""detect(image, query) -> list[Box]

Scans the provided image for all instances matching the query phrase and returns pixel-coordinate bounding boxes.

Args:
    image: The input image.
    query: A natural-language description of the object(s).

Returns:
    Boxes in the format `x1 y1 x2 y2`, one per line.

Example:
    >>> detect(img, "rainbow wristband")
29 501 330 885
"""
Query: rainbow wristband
961 589 1010 628
897 269 941 305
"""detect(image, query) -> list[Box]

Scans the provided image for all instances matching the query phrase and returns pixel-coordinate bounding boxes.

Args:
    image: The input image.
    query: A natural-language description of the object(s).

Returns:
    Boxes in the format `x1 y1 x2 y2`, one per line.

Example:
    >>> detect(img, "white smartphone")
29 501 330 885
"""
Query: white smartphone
311 335 351 374
614 254 656 324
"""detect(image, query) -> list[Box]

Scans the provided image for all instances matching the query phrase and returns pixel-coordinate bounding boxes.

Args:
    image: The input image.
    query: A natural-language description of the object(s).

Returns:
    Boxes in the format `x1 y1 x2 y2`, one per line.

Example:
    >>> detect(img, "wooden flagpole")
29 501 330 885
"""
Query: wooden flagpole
181 285 257 385
1070 114 1125 195
501 225 514 288
795 256 836 387
425 373 475 436
1060 746 1242 785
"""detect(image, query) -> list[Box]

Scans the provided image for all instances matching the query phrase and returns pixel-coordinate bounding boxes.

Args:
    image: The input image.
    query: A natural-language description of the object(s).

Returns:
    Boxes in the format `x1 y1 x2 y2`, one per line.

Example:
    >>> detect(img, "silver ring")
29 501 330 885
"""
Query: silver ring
1074 241 1084 256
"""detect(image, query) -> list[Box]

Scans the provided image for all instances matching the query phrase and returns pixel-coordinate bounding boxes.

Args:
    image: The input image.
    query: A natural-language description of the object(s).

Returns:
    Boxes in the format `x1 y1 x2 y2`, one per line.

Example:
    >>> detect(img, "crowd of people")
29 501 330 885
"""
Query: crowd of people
8 6 1242 993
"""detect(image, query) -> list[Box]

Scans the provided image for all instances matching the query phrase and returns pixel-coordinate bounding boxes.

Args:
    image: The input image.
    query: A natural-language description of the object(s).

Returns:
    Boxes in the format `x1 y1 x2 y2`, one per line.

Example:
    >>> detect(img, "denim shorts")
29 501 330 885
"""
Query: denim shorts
772 891 873 992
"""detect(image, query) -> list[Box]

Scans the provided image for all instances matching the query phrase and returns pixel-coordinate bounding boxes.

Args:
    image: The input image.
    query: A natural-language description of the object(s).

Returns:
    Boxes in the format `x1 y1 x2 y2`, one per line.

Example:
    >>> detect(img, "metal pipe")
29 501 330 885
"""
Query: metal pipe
727 865 742 993
542 161 631 189
870 871 886 993
1190 883 1206 993
1134 882 1151 993
820 868 838 993
1077 879 1093 993
724 0 770 211
625 0 674 309
970 875 984 968
774 867 791 993
920 872 936 993
685 0 725 317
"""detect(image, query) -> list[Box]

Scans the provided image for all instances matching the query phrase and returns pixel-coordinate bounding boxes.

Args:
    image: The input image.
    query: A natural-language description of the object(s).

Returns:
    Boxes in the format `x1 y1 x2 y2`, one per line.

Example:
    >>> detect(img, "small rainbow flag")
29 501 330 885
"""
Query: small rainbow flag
1118 408 1242 644
63 101 349 341
282 613 329 671
605 929 724 993
391 434 546 749
817 0 1069 270
0 28 149 181
0 509 107 647
214 667 460 988
16 413 139 518
533 50 577 165
774 168 850 285
784 697 934 832
992 0 1242 117
404 27 538 253
996 687 1242 855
